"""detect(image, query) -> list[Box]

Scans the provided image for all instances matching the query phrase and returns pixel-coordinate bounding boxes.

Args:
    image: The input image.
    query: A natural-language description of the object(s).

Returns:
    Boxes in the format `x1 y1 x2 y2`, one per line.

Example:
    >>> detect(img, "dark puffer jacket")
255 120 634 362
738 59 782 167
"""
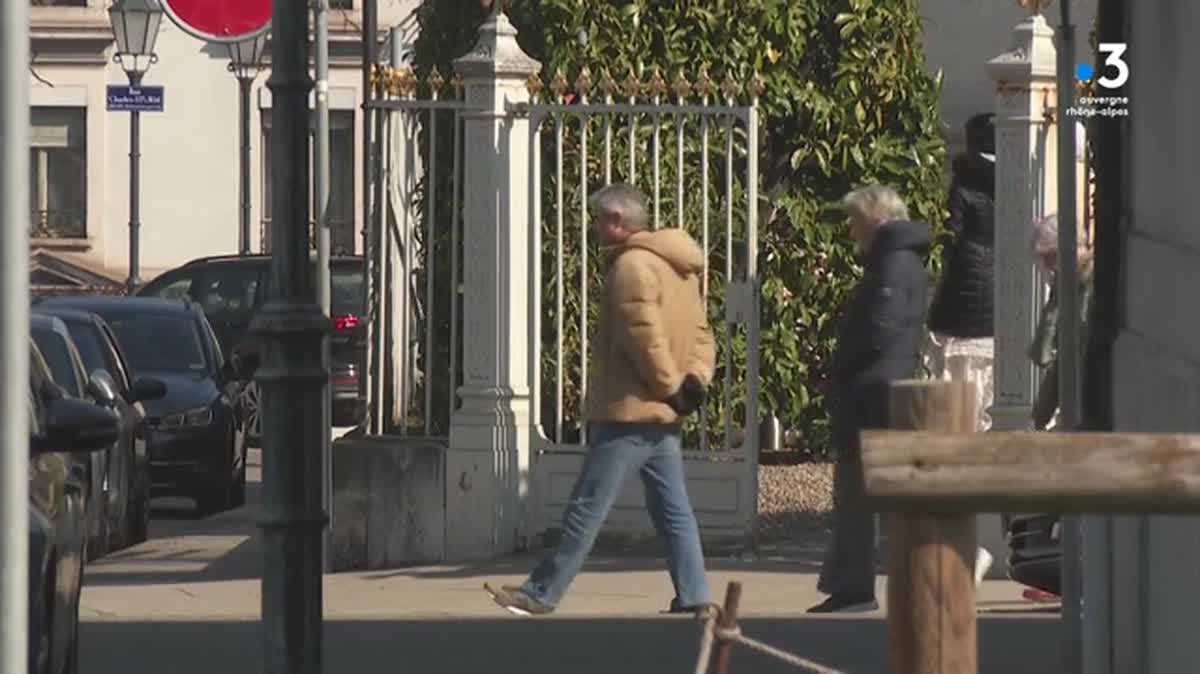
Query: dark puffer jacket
928 152 996 338
828 220 932 453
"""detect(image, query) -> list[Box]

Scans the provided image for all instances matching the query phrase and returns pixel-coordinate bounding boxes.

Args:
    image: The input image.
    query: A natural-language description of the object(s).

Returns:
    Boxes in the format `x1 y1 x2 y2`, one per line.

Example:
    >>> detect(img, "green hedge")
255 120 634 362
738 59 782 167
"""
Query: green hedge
409 0 947 457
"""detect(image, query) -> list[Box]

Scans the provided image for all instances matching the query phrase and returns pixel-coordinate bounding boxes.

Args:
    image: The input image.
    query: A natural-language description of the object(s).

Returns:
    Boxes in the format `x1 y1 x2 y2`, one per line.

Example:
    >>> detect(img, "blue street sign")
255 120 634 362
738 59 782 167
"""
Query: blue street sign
106 85 165 112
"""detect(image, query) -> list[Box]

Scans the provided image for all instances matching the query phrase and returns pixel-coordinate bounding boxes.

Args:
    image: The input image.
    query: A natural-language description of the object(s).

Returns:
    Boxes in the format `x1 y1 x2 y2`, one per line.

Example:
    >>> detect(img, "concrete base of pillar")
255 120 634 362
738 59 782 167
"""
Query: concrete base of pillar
330 434 446 570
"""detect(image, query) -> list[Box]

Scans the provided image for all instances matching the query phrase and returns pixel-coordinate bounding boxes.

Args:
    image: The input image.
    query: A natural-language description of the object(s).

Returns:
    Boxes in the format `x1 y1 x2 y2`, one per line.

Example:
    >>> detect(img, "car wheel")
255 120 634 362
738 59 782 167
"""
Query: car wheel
125 462 150 545
230 441 248 508
195 429 237 516
85 467 108 561
239 380 262 447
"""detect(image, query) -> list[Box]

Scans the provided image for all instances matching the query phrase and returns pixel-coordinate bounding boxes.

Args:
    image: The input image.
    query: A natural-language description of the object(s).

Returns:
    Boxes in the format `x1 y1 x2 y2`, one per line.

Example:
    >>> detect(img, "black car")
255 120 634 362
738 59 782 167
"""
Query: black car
33 307 167 556
37 297 249 515
135 254 368 444
28 338 121 674
30 314 113 562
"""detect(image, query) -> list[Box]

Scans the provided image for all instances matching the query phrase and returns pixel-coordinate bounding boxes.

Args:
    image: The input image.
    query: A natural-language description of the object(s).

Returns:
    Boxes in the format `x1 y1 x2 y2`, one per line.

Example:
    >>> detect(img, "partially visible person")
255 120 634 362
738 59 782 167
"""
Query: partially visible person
484 183 716 616
926 112 998 585
810 185 931 614
1029 213 1094 431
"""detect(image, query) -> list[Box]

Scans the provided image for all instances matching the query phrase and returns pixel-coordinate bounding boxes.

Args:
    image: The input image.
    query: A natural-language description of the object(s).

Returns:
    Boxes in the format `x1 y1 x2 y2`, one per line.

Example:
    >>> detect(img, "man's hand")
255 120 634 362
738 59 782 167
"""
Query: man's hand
665 374 707 416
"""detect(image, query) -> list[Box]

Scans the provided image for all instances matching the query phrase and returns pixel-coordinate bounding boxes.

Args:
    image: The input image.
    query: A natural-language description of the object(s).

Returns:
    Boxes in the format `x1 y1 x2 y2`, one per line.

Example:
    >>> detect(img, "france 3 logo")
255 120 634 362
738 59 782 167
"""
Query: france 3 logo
1075 43 1129 90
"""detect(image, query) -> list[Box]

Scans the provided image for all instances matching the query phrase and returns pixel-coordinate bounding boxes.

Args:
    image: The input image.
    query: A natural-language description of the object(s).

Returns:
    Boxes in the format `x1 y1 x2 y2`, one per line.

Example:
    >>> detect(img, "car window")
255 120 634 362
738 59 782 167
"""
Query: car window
142 269 197 301
99 323 133 391
67 322 127 393
331 265 365 317
195 265 259 315
104 313 210 375
31 328 82 397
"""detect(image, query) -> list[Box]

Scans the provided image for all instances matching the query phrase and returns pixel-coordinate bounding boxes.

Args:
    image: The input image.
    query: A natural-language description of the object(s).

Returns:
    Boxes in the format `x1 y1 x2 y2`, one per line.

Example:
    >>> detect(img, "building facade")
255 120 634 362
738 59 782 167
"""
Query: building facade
27 0 417 290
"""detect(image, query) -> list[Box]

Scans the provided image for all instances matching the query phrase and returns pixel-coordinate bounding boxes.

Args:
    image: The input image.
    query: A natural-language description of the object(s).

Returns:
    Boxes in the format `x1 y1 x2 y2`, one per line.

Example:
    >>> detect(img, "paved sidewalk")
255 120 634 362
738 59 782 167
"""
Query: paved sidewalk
78 451 1061 674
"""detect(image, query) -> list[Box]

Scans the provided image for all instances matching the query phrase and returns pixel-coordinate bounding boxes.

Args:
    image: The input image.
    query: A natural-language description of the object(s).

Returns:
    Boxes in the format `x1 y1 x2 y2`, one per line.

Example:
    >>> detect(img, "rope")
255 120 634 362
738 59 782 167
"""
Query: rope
691 605 845 674
691 613 718 674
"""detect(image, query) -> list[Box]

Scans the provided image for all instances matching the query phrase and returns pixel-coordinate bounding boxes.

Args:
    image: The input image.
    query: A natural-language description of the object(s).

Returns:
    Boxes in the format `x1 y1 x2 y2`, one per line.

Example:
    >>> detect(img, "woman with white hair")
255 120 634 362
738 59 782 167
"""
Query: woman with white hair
1029 212 1094 431
810 184 931 614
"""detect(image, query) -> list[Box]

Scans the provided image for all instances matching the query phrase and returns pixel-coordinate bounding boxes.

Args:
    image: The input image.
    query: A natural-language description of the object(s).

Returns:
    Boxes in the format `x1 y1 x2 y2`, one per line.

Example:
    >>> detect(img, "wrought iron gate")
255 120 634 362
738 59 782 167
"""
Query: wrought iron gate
522 66 763 545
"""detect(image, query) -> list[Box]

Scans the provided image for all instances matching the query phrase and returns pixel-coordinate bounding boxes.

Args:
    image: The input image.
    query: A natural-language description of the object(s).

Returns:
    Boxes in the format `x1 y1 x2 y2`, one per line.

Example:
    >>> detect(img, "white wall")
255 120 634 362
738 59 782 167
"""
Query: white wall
28 0 421 282
1109 5 1200 672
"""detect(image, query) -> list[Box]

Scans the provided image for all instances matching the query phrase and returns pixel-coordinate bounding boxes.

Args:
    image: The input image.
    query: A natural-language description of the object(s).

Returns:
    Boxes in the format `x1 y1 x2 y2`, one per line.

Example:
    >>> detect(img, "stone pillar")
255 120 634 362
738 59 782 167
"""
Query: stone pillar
981 11 1059 576
446 10 540 561
986 13 1057 434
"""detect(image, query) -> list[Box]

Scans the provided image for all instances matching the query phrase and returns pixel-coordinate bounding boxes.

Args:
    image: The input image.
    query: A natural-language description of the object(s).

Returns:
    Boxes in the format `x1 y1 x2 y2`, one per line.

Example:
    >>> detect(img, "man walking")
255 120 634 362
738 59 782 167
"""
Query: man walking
810 185 931 613
485 183 716 616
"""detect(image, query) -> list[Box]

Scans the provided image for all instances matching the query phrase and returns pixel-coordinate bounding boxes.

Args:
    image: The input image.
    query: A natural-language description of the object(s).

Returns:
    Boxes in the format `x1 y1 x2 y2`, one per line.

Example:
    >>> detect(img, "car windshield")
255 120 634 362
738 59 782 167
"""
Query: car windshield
331 267 364 317
31 328 81 396
104 313 209 375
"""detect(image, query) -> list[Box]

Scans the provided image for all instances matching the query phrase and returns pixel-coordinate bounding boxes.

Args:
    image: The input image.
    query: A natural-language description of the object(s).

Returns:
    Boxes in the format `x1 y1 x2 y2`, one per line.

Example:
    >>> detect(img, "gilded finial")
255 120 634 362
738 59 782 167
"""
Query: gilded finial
748 72 766 101
645 66 668 100
694 65 716 100
426 66 445 97
720 70 741 102
390 66 418 98
598 67 619 100
526 72 545 100
621 67 642 99
370 64 387 96
671 71 692 101
1016 0 1051 14
575 66 594 99
549 67 570 100
451 73 465 97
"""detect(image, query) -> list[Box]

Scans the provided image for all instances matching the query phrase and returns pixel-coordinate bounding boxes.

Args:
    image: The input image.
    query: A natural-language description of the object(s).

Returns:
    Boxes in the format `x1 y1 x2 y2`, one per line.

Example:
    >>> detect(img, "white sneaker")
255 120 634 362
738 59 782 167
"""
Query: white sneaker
974 547 994 586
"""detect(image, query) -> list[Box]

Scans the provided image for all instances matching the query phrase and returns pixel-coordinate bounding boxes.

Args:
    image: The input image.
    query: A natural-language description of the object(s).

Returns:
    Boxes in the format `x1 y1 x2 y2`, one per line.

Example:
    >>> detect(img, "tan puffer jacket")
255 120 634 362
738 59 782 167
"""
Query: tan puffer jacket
585 228 717 425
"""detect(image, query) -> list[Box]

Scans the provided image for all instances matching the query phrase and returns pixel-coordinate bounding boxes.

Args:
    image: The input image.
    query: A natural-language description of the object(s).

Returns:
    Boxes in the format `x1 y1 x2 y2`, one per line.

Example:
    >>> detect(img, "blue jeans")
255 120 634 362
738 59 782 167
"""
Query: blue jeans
521 422 711 609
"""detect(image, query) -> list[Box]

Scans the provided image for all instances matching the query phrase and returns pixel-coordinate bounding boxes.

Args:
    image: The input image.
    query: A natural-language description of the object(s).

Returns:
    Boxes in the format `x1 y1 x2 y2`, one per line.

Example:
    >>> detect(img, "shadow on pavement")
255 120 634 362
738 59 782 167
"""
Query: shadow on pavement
80 615 1061 674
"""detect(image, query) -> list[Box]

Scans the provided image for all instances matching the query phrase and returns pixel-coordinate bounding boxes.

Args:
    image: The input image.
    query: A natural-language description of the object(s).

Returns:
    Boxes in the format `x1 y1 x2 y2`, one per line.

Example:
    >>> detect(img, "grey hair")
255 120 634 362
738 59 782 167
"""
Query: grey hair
589 183 649 230
1031 213 1059 255
842 184 909 223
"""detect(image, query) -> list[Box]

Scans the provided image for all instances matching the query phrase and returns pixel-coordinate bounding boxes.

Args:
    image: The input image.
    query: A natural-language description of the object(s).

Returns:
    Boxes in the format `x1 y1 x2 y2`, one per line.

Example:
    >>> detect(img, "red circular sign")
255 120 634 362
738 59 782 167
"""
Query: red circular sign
161 0 271 43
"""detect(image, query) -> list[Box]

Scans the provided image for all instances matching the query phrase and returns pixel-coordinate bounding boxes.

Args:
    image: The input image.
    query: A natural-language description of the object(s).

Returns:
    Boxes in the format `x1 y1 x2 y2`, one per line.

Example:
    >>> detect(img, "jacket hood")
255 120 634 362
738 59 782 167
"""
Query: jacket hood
609 229 705 275
872 220 932 255
952 152 996 196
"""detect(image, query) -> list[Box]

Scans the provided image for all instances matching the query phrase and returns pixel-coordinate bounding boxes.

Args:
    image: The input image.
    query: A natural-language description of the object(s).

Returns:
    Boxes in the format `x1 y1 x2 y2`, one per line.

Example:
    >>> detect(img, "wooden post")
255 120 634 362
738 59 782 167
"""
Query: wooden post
884 380 979 674
711 581 743 674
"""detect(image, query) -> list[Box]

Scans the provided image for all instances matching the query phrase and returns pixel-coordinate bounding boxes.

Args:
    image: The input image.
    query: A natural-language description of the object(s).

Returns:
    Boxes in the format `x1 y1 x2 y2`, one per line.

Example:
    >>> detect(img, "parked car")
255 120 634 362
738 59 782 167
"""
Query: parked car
28 338 121 674
37 296 249 515
135 254 368 444
1006 513 1061 596
32 306 166 556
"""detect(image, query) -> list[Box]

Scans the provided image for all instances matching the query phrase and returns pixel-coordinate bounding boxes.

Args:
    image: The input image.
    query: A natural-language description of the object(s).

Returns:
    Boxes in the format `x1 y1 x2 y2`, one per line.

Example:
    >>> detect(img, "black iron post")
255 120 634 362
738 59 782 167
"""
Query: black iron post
126 70 143 293
359 0 377 412
238 75 253 255
253 0 328 672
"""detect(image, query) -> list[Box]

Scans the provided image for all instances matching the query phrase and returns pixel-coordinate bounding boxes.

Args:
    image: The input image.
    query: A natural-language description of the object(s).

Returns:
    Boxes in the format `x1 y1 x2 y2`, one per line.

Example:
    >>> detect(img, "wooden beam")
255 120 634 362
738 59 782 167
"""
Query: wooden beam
861 430 1200 513
885 380 978 674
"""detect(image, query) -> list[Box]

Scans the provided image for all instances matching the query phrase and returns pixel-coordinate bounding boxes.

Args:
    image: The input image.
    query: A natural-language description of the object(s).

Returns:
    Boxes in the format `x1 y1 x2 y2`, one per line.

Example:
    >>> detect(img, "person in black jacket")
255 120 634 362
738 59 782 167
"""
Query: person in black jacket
929 112 996 340
926 112 999 584
809 185 931 614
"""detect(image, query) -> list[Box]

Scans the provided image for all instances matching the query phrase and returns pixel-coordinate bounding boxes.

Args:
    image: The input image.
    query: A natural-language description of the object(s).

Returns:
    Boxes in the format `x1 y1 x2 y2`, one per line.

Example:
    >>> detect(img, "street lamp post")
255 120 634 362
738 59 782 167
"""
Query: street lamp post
227 32 270 256
108 0 163 293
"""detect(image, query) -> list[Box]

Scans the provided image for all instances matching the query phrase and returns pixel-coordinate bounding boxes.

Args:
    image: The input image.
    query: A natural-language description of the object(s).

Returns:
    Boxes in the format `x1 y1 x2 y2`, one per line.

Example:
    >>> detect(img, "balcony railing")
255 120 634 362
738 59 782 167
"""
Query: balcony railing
31 210 86 239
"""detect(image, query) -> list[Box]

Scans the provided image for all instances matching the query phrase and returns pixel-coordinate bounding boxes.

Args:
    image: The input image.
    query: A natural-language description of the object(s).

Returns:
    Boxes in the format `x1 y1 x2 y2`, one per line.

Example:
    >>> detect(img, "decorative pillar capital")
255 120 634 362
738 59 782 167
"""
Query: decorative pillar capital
452 10 541 83
986 12 1057 88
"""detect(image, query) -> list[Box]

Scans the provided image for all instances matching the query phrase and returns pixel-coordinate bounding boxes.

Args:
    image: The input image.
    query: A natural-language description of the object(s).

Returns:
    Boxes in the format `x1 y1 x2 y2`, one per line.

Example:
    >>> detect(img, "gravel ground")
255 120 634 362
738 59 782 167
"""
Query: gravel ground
757 463 834 543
